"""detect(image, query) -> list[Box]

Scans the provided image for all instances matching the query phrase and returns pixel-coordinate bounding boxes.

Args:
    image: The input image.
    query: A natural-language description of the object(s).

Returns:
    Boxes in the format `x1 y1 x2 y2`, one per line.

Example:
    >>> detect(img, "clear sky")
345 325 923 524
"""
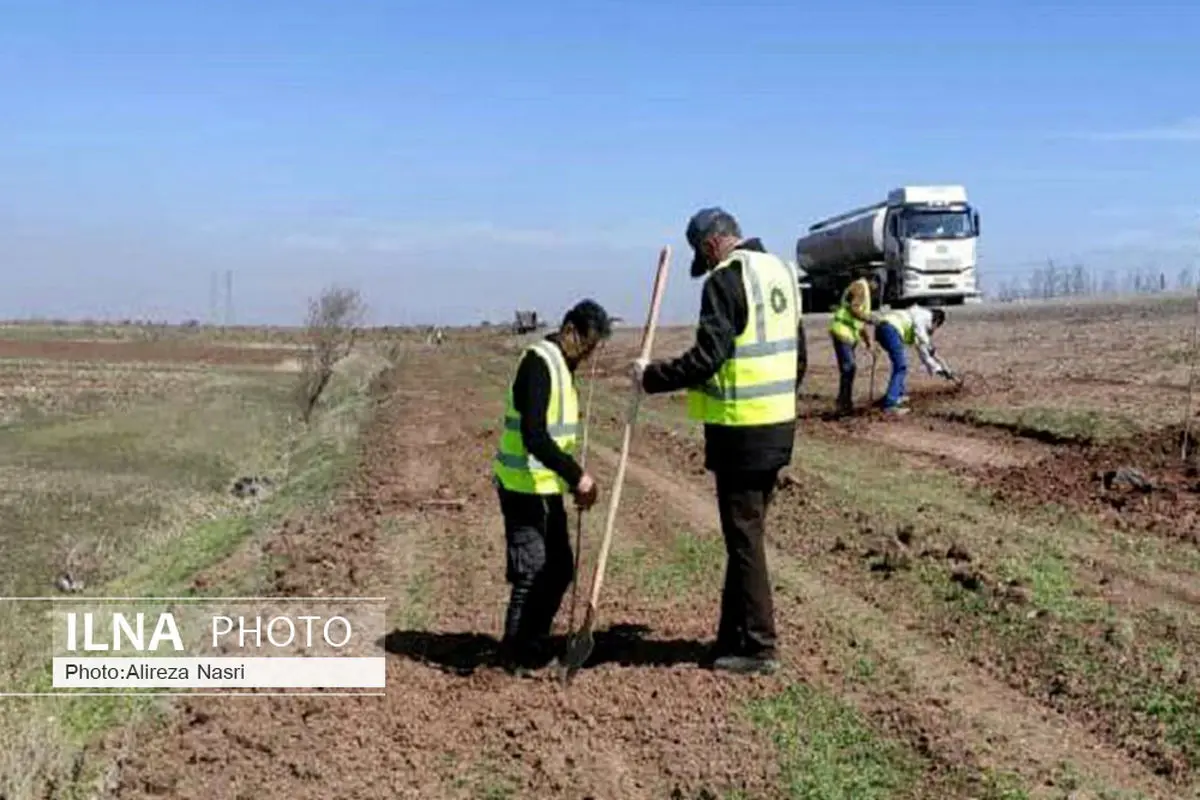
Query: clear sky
2 0 1198 325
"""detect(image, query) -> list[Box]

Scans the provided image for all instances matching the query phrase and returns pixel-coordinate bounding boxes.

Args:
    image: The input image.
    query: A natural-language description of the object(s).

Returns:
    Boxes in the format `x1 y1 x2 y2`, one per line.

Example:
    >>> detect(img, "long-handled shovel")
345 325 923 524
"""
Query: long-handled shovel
561 245 670 680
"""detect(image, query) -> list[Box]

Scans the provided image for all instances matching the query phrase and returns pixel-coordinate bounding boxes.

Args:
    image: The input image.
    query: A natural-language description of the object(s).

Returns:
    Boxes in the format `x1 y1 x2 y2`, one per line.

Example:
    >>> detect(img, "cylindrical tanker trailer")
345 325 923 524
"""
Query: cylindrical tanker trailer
795 185 981 312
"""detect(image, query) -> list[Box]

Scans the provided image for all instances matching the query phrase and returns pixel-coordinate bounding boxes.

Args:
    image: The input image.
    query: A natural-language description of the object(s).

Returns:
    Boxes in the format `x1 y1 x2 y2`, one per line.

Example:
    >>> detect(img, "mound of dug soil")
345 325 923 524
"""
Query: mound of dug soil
981 427 1200 542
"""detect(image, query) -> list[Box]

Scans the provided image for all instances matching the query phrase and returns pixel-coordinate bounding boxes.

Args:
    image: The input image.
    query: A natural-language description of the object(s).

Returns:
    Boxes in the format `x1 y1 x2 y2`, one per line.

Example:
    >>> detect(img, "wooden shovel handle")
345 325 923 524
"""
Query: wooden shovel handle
638 246 670 361
587 245 671 608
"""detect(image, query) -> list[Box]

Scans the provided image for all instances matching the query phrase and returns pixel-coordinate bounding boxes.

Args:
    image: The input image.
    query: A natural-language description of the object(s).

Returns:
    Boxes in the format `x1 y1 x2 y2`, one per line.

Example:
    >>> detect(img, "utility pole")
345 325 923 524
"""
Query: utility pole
224 270 233 326
209 271 219 325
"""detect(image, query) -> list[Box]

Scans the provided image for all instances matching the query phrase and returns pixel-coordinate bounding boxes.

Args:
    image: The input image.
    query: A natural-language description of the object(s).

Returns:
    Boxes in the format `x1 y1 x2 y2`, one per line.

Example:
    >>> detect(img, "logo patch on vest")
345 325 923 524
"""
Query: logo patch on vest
769 286 788 314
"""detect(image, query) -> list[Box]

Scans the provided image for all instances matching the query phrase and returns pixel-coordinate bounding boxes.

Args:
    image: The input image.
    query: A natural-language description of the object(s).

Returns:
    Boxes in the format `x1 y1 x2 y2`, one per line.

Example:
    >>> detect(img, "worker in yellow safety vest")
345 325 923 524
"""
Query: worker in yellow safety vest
828 273 875 416
492 299 612 674
631 207 805 676
873 305 957 415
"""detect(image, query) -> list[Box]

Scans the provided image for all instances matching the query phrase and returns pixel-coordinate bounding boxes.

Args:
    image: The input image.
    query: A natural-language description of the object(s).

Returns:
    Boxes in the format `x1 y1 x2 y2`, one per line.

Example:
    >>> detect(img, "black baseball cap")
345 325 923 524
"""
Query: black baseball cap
686 207 739 277
563 298 613 340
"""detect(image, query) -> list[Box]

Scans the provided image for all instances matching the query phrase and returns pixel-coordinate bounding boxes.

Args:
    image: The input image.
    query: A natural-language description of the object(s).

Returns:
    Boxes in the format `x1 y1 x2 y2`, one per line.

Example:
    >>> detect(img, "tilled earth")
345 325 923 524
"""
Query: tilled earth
107 320 1200 799
978 427 1200 542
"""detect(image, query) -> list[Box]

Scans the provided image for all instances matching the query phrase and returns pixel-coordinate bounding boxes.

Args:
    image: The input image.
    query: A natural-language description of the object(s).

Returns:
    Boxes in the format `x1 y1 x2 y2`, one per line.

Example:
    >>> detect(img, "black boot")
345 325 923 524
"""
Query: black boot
497 635 553 677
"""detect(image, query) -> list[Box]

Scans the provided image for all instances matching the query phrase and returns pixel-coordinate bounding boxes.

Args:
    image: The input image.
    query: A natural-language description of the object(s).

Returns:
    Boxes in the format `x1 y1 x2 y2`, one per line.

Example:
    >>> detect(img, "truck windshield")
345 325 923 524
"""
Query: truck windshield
901 210 975 240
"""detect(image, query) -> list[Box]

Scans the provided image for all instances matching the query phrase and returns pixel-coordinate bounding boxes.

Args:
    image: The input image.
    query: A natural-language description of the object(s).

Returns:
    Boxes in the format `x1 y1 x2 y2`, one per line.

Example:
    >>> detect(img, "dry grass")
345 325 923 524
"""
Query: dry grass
0 332 399 800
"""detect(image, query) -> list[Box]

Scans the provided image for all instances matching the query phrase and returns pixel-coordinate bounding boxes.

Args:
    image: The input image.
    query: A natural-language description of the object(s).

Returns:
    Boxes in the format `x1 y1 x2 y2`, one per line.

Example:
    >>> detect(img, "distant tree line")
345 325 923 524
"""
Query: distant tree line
988 261 1197 303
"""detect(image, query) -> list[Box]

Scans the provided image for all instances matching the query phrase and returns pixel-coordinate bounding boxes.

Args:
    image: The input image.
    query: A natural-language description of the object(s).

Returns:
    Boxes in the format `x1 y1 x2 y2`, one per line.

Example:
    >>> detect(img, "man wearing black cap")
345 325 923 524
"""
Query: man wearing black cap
631 208 805 674
492 299 613 675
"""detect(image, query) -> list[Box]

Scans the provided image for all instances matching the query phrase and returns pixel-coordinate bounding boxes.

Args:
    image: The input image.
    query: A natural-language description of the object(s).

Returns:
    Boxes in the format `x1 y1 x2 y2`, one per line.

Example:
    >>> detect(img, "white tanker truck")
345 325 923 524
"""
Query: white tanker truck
795 185 981 311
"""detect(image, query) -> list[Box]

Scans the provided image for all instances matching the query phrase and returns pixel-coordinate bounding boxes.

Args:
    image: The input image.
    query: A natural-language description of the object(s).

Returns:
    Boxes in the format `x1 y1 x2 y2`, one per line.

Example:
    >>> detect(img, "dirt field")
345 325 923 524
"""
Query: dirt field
78 296 1199 800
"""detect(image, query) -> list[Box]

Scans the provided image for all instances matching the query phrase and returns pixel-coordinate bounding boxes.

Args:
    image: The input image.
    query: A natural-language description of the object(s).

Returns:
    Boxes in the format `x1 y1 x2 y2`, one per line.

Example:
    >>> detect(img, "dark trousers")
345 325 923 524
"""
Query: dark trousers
497 486 573 656
714 469 779 658
832 334 857 412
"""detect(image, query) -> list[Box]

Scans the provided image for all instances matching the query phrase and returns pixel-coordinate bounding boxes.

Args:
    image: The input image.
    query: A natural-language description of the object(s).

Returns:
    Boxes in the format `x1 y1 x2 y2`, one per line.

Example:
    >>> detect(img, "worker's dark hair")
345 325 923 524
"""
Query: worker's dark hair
562 298 613 341
931 308 946 327
705 213 741 241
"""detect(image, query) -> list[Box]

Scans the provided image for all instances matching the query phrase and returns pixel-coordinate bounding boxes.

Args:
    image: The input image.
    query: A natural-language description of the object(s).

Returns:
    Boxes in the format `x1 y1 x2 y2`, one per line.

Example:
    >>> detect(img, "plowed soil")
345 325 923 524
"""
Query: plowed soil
111 347 789 800
979 427 1200 542
104 298 1200 799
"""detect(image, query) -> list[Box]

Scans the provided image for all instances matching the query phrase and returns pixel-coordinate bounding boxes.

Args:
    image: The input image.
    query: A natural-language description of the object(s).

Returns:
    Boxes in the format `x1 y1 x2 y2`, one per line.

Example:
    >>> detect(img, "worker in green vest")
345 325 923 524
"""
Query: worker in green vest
874 305 956 414
492 299 612 675
828 273 875 417
632 207 804 675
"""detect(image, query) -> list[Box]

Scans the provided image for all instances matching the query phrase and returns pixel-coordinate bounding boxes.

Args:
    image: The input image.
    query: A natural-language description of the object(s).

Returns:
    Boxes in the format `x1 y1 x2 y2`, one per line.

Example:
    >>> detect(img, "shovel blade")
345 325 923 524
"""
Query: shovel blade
561 606 597 677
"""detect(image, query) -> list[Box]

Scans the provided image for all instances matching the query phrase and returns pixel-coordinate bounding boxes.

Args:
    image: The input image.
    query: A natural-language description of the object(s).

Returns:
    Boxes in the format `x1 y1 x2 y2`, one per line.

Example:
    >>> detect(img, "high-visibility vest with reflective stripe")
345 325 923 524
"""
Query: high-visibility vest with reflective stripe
879 310 916 345
686 249 800 427
492 340 579 494
828 277 871 343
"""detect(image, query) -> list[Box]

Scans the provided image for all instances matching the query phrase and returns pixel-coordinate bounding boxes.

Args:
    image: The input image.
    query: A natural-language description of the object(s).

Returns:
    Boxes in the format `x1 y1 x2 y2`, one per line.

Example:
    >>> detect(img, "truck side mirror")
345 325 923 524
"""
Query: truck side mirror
973 212 980 234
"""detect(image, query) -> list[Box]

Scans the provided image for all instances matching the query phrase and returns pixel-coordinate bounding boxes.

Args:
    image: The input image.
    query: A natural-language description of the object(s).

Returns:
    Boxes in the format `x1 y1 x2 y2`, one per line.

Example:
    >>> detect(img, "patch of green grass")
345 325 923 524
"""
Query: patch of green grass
0 490 167 595
643 531 724 596
609 531 724 600
389 520 434 631
978 770 1030 799
448 756 520 799
851 655 877 683
476 779 519 800
607 542 652 581
108 514 259 596
996 546 1100 622
747 683 919 800
1149 643 1180 671
943 406 1140 445
1137 686 1200 763
1 376 294 490
397 570 433 630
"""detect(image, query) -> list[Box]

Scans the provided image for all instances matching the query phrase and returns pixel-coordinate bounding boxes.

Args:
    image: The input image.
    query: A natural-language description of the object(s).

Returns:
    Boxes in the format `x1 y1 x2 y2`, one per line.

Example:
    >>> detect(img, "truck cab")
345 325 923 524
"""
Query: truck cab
795 184 982 313
880 186 980 306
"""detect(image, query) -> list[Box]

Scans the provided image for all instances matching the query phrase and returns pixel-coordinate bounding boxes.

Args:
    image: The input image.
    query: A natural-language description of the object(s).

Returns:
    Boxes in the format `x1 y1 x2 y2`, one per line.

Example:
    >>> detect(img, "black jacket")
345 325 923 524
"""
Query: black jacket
508 333 584 491
642 238 806 473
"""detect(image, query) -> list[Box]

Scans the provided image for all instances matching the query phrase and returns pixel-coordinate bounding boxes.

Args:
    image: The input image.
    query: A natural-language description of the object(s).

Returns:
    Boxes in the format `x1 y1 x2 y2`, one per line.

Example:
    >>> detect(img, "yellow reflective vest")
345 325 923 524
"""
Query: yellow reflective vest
492 339 579 494
879 310 917 345
828 277 871 344
686 249 800 427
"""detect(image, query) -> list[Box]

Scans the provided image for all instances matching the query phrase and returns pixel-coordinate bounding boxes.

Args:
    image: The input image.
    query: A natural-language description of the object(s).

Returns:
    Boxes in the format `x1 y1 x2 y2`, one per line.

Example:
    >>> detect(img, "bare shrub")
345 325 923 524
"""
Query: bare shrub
296 285 366 423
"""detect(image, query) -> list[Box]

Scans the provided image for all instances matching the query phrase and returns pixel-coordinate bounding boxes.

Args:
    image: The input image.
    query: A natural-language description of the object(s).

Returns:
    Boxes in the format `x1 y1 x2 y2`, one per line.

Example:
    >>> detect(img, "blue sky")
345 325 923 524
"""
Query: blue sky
1 0 1198 325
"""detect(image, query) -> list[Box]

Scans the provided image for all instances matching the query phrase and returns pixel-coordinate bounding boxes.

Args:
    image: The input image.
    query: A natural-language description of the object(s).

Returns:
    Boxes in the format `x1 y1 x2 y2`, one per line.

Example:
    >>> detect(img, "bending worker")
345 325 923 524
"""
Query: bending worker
828 271 874 416
633 207 804 675
874 305 957 415
491 299 612 674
